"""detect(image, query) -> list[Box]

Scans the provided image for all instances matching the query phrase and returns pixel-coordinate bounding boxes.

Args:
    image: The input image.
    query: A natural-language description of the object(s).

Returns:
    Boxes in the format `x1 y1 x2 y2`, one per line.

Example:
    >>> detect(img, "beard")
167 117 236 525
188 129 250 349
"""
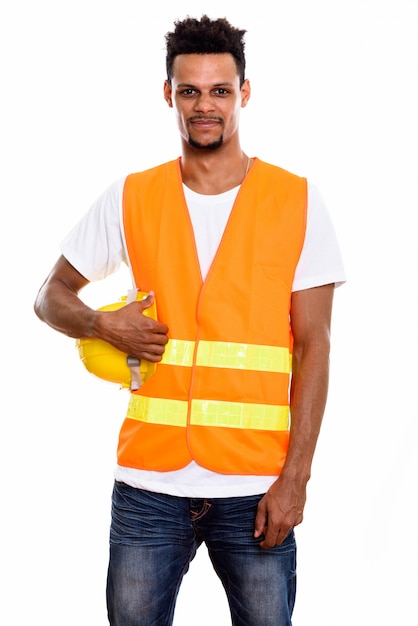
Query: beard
188 134 224 151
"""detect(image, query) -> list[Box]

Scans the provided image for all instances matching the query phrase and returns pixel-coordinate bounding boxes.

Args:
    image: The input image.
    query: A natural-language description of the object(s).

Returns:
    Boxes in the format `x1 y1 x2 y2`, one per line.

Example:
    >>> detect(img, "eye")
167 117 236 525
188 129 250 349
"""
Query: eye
213 88 230 96
179 88 197 97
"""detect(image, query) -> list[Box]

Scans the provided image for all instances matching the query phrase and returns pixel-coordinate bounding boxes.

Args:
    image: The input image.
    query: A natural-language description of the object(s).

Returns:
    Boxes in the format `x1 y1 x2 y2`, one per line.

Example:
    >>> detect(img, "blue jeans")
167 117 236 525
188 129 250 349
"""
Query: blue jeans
107 481 296 626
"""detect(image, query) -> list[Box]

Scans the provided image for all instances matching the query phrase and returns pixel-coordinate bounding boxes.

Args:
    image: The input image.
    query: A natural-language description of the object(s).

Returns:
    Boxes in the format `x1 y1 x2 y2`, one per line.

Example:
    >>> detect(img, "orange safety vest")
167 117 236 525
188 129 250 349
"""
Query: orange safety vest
118 157 307 475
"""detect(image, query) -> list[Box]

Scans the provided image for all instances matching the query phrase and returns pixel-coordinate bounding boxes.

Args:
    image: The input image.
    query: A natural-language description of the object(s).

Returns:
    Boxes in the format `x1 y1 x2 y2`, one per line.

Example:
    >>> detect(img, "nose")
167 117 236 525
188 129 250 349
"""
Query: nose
194 92 215 113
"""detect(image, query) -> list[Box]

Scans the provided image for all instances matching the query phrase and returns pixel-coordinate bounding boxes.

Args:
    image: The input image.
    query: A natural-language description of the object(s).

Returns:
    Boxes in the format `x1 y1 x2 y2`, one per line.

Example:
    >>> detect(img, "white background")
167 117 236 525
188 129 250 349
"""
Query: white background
1 0 417 624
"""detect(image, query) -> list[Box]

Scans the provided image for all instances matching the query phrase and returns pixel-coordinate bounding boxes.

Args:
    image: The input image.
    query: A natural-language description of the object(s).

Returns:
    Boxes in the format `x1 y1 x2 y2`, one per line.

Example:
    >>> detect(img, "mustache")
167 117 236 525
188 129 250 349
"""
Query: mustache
187 115 223 123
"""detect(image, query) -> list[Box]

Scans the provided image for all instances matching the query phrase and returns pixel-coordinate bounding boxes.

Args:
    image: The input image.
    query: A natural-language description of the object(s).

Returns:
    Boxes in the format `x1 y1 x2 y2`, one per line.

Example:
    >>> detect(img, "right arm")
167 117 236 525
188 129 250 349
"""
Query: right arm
34 255 169 362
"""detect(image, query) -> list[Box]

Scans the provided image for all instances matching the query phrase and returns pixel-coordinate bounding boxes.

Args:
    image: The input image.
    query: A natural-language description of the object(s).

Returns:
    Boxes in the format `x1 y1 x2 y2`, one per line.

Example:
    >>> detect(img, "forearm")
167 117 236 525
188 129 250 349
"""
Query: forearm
33 255 98 338
34 280 98 339
281 338 330 487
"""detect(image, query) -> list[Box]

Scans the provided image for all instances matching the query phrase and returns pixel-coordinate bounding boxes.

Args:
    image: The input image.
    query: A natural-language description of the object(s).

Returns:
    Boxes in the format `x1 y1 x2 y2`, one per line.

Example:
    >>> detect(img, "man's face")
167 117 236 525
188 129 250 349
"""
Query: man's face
164 53 250 151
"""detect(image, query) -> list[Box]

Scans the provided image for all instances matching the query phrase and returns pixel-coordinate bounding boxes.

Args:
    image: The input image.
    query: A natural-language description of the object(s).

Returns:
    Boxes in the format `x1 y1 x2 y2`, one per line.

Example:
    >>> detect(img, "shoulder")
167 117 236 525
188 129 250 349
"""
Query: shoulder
293 182 346 290
254 158 306 184
126 159 180 186
306 182 335 227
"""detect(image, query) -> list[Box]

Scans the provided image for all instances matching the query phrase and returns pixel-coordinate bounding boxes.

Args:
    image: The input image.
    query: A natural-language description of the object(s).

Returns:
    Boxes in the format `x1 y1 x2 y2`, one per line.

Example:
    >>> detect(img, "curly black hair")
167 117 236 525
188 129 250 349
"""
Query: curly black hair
165 15 247 86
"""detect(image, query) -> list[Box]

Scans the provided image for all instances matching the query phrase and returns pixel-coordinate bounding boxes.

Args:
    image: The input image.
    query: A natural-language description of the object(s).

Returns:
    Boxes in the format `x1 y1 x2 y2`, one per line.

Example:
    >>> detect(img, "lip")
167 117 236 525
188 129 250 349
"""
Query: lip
188 117 221 129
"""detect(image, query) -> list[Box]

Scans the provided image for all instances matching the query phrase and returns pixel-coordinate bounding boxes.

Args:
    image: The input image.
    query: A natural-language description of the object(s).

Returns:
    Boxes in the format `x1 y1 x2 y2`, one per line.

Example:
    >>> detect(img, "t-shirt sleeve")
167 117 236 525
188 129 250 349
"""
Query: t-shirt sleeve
60 177 126 281
292 183 346 292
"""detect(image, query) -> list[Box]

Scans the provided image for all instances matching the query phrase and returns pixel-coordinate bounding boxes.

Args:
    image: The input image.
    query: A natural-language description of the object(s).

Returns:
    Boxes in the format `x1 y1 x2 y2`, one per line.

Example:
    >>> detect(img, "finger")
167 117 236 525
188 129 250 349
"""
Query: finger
260 523 293 549
254 504 267 539
139 290 155 311
140 350 165 363
259 524 280 549
138 295 170 335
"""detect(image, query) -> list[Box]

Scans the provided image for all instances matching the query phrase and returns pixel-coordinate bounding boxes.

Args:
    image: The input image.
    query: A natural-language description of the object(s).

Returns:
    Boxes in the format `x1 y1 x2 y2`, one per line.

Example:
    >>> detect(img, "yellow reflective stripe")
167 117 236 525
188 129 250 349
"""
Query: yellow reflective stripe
126 396 289 431
161 339 194 366
190 400 289 431
196 341 291 373
160 339 291 373
127 395 187 426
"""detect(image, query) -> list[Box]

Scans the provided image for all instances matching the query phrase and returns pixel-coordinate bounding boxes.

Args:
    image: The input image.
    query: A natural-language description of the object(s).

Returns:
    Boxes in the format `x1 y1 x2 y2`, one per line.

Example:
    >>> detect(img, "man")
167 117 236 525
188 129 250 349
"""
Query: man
34 15 345 626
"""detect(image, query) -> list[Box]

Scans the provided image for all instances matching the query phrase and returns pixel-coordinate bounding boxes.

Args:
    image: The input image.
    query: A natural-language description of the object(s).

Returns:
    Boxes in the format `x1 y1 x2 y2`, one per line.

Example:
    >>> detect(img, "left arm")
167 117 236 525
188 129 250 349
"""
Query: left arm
254 283 334 548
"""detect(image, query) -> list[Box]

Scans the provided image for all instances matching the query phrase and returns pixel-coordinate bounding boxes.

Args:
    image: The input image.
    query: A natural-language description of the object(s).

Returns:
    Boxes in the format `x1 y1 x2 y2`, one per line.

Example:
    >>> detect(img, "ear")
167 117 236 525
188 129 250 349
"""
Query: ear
164 80 173 107
241 79 251 108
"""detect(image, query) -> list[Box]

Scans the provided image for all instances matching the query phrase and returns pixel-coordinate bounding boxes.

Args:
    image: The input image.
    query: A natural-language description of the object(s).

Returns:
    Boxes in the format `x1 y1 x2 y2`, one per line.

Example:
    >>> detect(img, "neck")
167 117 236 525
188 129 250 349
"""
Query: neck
180 147 252 195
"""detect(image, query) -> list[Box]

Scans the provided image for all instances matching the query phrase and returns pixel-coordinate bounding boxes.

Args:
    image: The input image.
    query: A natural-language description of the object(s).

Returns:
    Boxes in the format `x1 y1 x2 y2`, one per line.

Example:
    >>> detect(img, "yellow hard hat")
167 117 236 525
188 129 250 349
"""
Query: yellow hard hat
75 291 157 389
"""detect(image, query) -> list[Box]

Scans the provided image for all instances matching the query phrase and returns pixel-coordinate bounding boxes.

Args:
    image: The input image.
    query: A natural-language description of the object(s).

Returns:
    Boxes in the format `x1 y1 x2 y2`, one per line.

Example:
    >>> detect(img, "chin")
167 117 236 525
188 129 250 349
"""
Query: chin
188 136 224 151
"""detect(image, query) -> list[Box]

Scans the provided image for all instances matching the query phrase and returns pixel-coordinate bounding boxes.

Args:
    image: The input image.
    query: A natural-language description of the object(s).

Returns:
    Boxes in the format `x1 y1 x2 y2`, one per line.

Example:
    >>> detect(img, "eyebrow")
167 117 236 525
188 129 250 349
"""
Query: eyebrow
176 82 235 89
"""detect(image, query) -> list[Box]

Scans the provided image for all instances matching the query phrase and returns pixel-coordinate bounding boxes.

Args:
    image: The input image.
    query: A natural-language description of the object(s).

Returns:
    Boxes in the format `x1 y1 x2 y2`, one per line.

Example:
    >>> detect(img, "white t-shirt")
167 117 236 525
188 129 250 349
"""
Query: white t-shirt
62 171 346 498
